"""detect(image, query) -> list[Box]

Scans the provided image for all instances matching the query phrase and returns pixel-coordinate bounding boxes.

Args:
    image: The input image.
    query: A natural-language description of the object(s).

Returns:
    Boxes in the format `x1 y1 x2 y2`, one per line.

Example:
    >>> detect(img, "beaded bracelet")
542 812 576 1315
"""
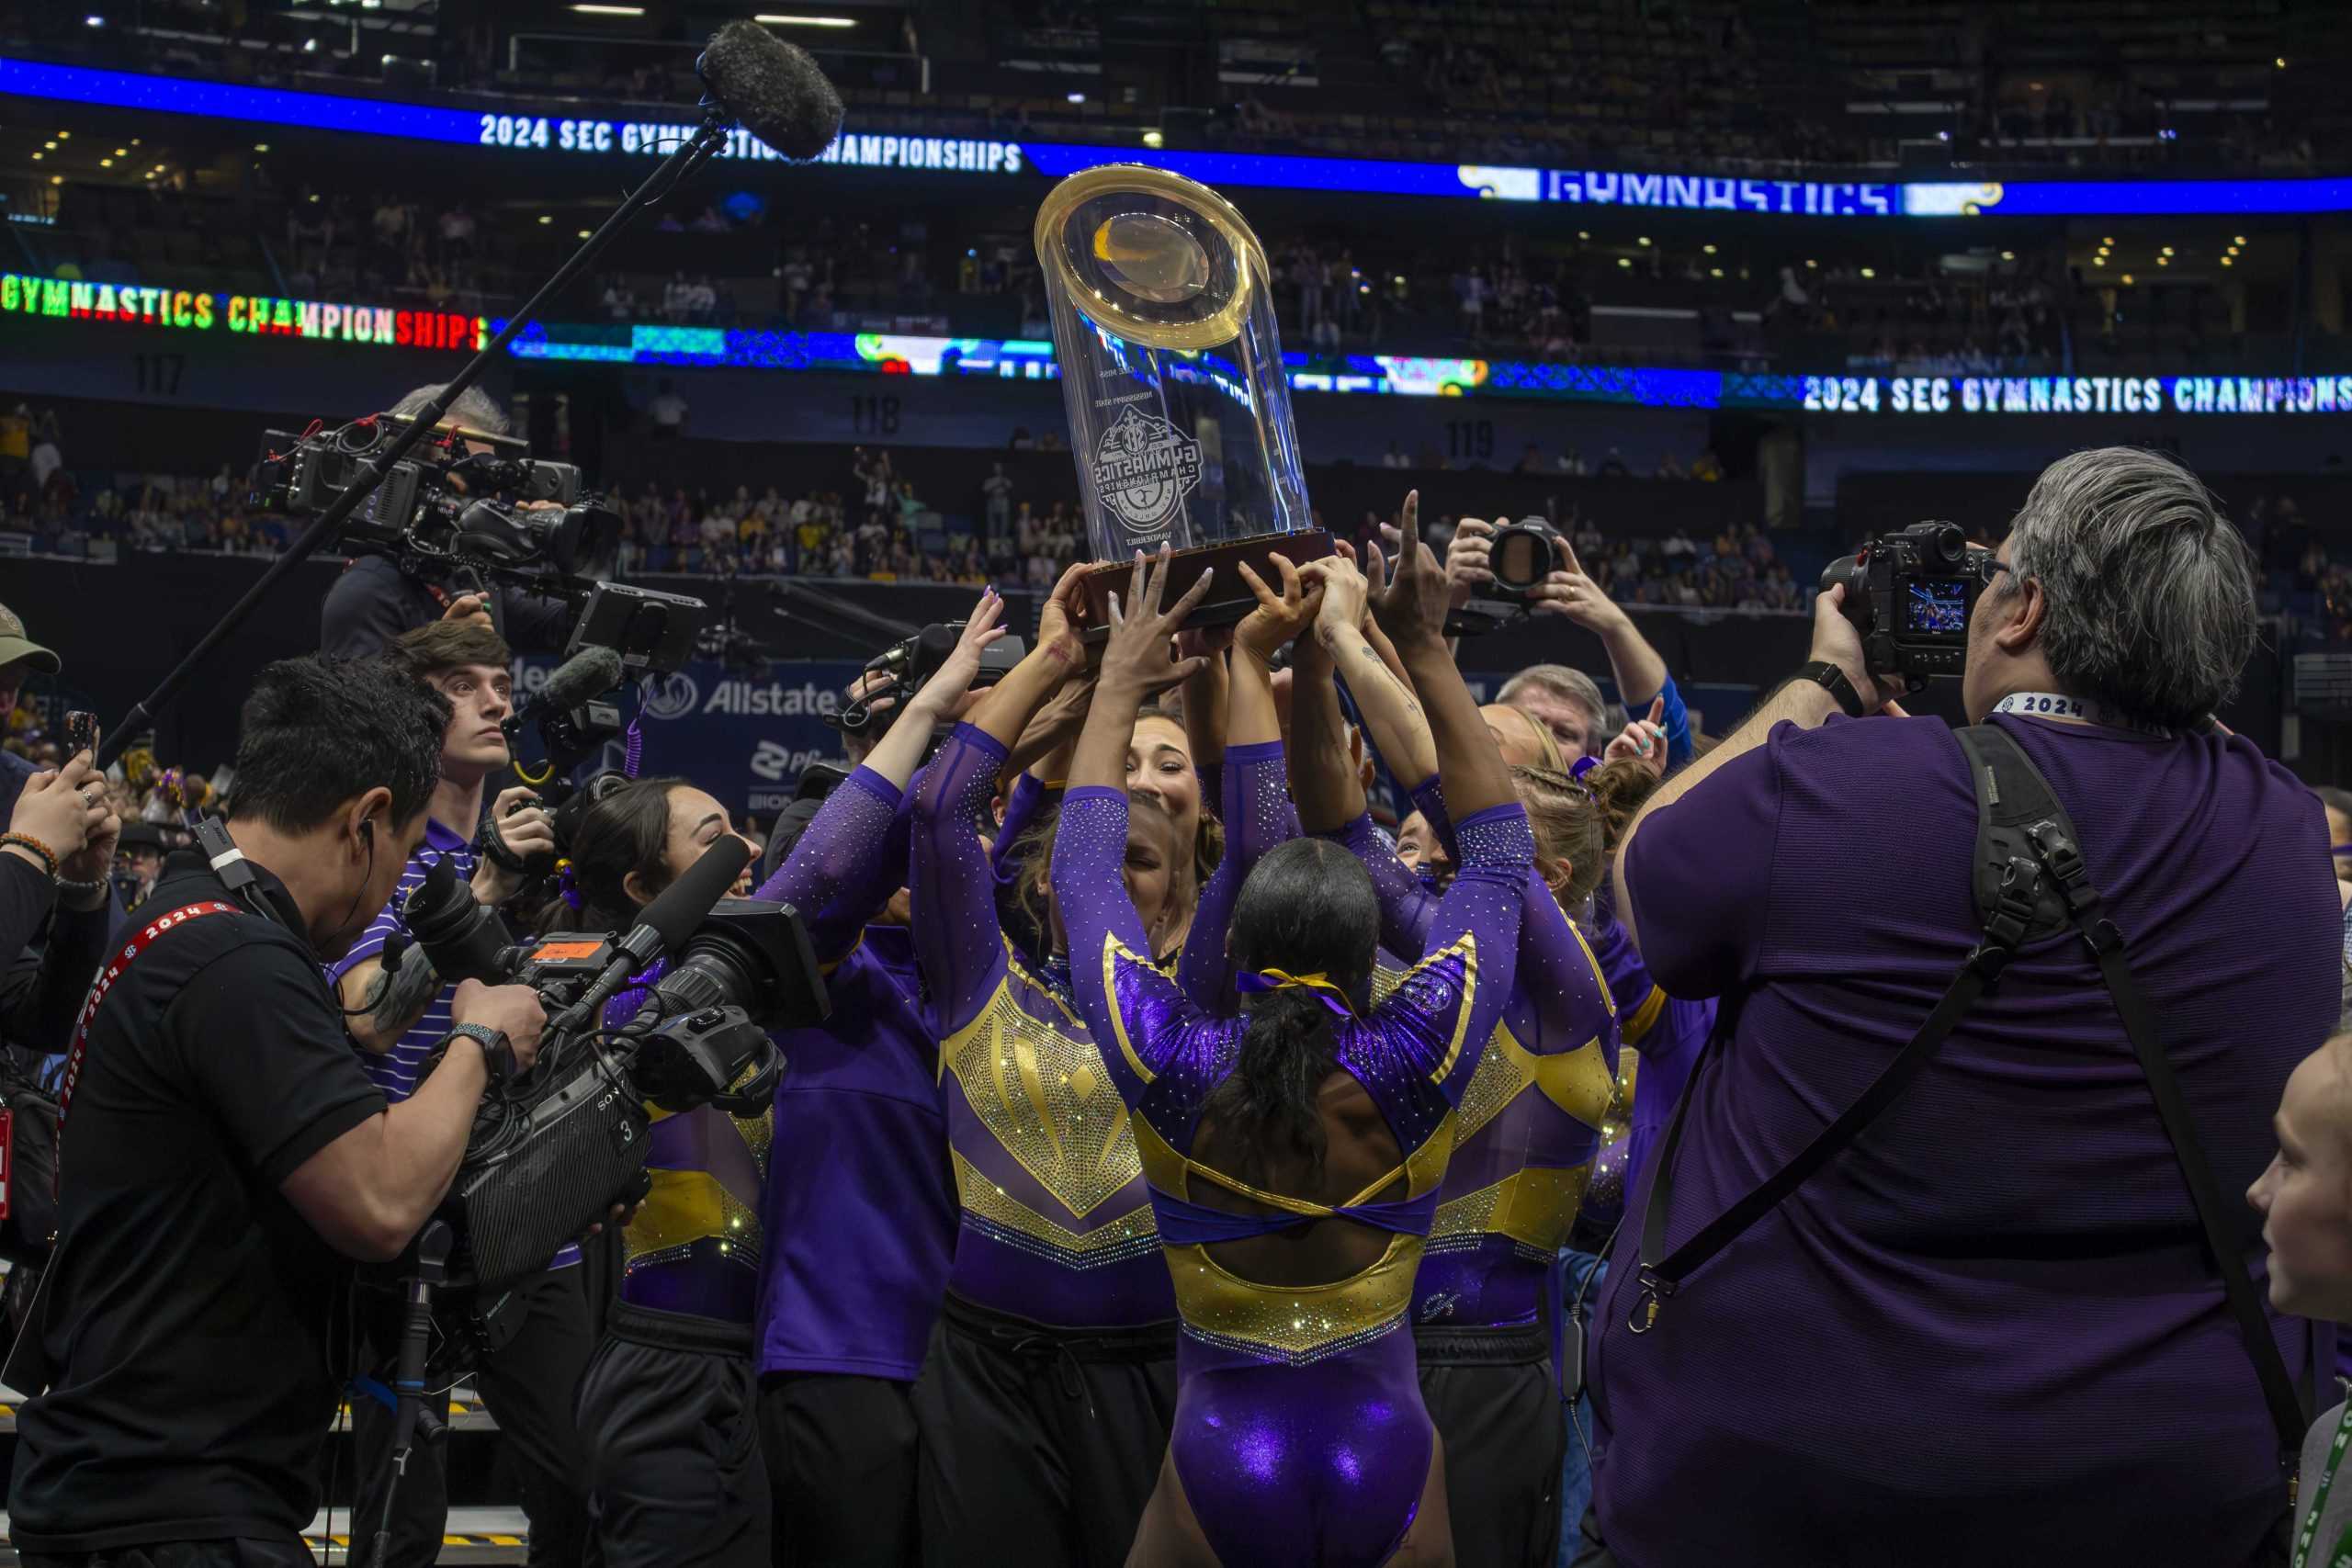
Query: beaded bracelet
0 833 61 879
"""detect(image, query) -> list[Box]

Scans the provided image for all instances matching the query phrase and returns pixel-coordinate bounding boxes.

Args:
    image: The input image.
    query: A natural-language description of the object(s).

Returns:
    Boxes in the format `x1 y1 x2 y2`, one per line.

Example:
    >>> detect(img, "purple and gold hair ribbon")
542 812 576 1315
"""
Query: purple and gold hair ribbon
1235 967 1357 1020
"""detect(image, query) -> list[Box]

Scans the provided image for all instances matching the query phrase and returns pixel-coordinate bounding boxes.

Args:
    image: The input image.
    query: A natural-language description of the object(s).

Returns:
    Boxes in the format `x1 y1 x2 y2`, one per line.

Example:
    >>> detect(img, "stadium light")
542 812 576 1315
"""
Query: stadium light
2000 250 2015 261
42 141 54 150
1577 231 1590 241
98 157 111 167
2121 273 2134 285
1636 235 1650 246
2092 256 2105 266
28 153 40 162
85 15 102 26
2161 245 2175 256
2221 255 2234 266
254 142 269 152
570 3 647 12
2234 234 2247 245
578 228 592 239
54 131 67 140
1860 266 1876 278
537 214 553 224
113 147 126 156
2156 254 2169 265
48 175 60 186
1067 92 1085 104
1702 243 1716 254
1709 267 1723 278
1142 130 1163 149
1616 257 1631 269
754 14 859 25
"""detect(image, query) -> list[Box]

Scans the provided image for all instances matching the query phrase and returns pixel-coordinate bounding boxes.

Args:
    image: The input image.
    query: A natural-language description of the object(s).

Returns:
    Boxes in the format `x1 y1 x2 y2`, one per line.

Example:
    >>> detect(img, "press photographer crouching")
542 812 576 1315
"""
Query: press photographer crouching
1585 447 2336 1568
327 617 597 1566
6 656 547 1567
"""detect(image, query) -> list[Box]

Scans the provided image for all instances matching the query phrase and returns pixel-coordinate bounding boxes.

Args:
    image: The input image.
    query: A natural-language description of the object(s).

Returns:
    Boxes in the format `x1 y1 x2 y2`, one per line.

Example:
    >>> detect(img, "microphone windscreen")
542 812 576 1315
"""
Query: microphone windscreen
634 833 752 959
537 645 626 714
700 21 845 160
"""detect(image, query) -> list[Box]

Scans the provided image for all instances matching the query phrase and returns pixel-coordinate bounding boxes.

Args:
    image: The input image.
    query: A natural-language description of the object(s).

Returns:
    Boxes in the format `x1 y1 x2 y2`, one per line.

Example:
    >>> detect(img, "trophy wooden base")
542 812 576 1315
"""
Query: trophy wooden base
1076 531 1336 652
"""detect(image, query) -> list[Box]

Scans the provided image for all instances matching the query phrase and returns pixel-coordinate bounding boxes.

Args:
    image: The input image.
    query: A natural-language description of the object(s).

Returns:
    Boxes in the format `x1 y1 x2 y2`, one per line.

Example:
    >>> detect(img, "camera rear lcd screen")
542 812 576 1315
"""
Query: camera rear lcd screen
1903 579 1970 637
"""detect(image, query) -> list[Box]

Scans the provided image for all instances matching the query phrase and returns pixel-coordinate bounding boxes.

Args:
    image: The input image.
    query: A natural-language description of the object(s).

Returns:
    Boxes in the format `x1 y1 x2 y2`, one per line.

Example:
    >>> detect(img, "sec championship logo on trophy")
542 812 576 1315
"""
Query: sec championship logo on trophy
1091 407 1203 540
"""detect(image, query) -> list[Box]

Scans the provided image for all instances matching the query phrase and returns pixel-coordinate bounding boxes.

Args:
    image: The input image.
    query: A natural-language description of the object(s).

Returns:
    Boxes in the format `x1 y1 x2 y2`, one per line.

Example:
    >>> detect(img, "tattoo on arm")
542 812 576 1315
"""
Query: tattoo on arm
363 947 445 1035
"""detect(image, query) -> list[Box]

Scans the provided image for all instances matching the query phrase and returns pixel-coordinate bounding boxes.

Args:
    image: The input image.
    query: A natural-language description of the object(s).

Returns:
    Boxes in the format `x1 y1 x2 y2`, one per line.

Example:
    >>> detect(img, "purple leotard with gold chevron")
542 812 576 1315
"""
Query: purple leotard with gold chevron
910 724 1174 1327
1053 782 1532 1567
1329 773 1622 1330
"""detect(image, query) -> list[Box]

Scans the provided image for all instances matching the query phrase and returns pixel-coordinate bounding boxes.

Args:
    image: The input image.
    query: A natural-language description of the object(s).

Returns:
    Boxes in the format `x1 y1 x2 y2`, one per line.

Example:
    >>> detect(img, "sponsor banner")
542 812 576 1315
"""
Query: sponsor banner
515 656 866 818
14 59 2352 217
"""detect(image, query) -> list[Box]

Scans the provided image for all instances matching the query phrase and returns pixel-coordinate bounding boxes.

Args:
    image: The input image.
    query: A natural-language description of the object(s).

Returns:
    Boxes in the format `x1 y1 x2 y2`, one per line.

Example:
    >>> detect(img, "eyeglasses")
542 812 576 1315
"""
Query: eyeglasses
1974 556 2013 591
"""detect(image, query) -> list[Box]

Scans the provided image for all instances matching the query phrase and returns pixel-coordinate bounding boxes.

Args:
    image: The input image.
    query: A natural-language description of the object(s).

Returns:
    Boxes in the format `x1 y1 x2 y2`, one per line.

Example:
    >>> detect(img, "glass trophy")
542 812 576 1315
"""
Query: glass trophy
1032 164 1330 634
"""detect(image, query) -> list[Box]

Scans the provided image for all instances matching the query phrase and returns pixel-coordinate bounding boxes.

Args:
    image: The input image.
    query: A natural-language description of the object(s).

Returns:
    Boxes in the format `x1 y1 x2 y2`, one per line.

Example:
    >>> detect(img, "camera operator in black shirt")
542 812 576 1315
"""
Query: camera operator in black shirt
318 383 577 660
6 654 549 1568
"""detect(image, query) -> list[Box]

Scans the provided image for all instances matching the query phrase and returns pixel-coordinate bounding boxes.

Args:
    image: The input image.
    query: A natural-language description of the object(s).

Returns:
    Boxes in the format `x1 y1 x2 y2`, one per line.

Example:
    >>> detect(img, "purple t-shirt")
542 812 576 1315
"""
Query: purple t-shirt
1590 711 2337 1567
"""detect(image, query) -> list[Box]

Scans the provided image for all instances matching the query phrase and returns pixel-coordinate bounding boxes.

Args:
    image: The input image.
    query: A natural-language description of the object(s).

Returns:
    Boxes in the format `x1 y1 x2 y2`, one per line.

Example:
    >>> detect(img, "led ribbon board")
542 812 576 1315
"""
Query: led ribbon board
0 269 483 348
11 59 2352 216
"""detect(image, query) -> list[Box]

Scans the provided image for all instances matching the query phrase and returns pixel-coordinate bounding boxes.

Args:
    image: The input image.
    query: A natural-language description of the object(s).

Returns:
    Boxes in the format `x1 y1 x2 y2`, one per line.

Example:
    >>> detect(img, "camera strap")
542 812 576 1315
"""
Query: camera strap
1629 723 2307 1481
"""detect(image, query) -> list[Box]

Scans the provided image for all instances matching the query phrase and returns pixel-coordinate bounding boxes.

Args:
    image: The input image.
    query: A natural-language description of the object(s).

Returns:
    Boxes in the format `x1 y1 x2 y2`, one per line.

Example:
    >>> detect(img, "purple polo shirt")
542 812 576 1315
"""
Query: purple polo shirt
760 924 956 1381
1590 710 2336 1567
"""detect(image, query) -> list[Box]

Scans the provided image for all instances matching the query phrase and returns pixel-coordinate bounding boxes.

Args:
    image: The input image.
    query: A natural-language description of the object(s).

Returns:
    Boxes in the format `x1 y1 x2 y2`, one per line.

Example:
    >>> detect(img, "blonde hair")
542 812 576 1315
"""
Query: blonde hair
1511 756 1662 910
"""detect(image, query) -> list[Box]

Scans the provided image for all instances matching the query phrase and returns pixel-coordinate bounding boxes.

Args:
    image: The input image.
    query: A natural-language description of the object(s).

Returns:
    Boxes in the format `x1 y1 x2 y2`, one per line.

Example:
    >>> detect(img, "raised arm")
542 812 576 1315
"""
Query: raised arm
1178 554 1318 1011
1374 799 1534 1104
910 722 1019 1037
1294 551 1439 956
759 591 1008 960
1068 546 1214 795
1285 615 1365 836
1178 625 1231 809
1375 491 1518 822
1315 552 1440 804
1059 547 1220 1103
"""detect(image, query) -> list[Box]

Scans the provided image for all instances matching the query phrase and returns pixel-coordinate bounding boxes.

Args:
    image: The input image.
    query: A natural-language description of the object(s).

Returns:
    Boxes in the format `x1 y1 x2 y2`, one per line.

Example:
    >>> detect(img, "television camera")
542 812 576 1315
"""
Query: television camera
387 834 826 1287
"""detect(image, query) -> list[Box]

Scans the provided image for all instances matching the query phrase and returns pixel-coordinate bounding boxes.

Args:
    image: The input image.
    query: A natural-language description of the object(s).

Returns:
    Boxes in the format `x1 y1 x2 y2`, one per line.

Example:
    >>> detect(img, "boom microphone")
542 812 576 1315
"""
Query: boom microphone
696 20 846 160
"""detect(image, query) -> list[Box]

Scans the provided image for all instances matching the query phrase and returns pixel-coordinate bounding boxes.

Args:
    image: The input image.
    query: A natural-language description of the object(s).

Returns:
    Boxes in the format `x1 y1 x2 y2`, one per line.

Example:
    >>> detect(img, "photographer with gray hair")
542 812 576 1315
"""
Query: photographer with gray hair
1580 447 2335 1567
318 383 577 660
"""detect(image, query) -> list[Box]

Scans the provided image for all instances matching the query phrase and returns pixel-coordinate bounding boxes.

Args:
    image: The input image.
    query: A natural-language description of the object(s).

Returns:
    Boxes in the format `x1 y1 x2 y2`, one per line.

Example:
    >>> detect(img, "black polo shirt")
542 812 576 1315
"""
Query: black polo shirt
6 852 388 1550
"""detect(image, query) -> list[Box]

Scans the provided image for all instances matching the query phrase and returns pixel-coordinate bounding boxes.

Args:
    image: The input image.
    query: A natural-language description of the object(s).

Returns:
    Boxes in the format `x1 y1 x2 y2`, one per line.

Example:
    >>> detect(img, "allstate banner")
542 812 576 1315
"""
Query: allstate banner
516 657 865 820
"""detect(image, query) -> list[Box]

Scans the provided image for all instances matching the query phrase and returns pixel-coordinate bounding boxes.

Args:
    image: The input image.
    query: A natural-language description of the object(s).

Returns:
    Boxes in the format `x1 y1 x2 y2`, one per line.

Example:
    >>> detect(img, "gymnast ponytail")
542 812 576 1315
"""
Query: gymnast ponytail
1204 837 1381 1180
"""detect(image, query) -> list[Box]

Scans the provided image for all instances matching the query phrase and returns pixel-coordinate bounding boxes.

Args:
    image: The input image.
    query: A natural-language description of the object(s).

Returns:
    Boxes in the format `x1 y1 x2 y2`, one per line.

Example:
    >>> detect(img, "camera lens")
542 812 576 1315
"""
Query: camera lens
1488 523 1551 592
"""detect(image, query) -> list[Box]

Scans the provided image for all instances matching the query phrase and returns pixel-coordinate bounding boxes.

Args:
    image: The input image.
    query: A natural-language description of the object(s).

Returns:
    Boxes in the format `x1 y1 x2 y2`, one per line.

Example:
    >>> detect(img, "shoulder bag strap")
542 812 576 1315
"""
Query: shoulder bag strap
1973 724 2307 1473
1628 728 2043 1333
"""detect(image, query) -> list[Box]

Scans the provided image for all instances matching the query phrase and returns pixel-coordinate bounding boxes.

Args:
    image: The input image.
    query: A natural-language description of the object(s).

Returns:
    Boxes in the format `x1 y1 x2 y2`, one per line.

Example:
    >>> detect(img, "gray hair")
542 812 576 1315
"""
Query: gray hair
1999 447 2256 730
1497 663 1608 734
390 382 510 437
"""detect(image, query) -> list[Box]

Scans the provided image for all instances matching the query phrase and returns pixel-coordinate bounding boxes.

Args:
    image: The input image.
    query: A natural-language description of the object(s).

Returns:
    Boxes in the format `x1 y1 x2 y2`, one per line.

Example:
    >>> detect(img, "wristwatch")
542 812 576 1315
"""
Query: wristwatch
1794 660 1868 718
446 1021 519 1087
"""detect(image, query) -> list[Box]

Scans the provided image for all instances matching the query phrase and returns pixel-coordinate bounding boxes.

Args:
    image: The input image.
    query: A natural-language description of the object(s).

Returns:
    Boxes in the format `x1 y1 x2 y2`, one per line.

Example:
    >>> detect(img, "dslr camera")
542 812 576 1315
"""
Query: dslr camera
1818 521 1998 682
251 413 623 597
1483 516 1569 606
831 621 1027 738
